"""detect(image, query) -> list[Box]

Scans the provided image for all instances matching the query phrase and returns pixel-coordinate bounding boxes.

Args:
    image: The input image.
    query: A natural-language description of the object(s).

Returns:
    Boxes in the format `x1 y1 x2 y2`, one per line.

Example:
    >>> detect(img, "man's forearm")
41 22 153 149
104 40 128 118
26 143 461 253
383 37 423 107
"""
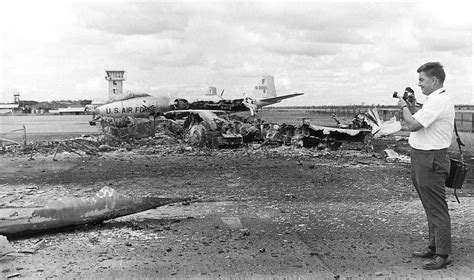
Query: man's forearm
401 107 423 131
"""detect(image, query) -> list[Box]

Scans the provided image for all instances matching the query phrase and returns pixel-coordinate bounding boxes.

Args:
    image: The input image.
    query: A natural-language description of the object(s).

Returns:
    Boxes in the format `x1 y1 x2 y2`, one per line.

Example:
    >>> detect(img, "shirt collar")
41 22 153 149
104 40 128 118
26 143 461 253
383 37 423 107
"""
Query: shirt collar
426 87 445 99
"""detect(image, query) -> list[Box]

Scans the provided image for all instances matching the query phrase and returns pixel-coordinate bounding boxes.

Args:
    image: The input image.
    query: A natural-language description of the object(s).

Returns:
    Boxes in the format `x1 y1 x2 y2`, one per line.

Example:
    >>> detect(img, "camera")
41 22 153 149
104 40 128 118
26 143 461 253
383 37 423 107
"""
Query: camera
393 87 417 106
392 91 404 99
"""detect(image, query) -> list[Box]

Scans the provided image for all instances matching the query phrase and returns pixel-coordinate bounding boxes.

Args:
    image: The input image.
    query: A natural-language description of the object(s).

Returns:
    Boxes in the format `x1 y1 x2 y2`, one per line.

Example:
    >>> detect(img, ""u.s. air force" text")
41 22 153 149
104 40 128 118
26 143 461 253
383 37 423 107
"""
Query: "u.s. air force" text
105 105 156 114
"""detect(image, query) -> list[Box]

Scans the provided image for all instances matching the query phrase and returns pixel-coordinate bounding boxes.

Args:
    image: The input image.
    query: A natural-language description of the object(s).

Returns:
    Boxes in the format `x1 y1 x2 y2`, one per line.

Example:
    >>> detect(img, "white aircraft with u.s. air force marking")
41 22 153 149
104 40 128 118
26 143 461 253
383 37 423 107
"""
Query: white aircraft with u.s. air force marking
88 76 303 122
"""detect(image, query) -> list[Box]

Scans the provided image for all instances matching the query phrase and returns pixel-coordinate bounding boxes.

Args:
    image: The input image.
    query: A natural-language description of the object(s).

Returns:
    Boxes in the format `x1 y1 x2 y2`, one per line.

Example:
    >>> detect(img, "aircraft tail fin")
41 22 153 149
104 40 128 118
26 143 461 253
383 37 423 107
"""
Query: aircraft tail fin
252 76 276 98
207 86 217 96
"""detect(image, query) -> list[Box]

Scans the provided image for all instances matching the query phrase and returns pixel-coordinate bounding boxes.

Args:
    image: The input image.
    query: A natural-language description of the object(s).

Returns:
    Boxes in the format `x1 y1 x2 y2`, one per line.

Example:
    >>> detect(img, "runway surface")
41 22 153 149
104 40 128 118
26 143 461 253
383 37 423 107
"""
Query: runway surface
0 115 99 143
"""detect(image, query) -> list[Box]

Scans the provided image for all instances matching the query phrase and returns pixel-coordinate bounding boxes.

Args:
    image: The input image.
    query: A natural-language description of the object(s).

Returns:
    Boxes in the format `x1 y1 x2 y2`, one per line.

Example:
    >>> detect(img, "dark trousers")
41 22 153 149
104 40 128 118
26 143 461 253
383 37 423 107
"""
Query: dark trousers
410 148 451 255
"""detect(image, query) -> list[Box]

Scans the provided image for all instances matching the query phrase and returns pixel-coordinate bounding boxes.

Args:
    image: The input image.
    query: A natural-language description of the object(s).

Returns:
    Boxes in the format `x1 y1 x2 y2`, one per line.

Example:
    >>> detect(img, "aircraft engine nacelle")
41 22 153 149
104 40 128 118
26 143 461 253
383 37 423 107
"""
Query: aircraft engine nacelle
173 99 190 110
243 97 258 115
84 104 98 114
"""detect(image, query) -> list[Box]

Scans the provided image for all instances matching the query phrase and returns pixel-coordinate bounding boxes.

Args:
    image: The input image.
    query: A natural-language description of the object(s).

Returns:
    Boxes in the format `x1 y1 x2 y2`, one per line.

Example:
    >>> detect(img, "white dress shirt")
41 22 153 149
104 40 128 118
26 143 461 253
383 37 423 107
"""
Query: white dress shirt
409 87 455 150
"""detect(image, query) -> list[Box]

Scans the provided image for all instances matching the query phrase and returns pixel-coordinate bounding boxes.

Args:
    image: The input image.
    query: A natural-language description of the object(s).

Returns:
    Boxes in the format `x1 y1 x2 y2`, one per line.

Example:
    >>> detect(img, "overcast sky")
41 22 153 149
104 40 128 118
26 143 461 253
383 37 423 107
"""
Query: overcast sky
0 0 472 106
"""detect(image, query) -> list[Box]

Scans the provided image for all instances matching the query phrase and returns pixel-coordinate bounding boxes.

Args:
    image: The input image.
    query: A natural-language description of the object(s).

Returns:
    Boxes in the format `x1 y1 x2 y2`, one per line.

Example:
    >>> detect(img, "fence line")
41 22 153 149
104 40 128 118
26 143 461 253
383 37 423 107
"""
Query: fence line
0 126 26 147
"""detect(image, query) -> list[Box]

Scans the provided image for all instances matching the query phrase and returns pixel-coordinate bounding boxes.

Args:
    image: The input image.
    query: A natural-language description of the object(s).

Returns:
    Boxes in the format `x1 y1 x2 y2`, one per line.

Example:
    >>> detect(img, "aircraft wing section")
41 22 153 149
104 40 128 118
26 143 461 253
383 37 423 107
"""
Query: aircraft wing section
258 92 304 103
163 109 228 119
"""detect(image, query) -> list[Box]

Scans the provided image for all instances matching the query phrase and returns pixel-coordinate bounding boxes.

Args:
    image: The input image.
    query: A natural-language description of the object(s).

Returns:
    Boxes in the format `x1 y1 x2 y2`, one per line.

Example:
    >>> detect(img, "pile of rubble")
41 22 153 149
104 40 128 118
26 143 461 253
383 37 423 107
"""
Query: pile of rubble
98 111 374 149
1 109 398 158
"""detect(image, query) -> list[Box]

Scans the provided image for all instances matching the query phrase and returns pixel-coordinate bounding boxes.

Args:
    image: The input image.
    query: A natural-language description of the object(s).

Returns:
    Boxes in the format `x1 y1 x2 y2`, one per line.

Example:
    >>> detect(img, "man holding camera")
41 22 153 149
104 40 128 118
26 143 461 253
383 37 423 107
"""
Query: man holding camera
397 62 455 270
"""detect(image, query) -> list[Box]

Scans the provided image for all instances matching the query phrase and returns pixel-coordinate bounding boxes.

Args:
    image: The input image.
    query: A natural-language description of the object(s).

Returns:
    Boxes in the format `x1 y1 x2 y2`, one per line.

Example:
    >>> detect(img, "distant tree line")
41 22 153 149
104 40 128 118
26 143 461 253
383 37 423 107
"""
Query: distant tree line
18 99 92 109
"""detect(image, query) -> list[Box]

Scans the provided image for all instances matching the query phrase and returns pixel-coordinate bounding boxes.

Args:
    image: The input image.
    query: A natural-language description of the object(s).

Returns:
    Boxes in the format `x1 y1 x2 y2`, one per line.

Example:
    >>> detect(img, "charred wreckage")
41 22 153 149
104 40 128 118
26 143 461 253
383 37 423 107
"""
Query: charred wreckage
93 108 390 150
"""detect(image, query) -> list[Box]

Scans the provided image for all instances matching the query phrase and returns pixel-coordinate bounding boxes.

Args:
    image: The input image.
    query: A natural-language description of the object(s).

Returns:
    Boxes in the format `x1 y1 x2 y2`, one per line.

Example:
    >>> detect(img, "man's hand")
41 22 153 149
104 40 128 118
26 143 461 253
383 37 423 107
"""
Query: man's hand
397 97 423 132
397 98 408 109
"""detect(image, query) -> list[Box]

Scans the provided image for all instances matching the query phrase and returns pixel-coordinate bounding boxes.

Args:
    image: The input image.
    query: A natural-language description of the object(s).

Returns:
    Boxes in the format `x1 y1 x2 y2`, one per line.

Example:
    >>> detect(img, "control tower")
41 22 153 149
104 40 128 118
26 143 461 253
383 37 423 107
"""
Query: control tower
13 93 20 104
105 70 125 100
207 86 217 96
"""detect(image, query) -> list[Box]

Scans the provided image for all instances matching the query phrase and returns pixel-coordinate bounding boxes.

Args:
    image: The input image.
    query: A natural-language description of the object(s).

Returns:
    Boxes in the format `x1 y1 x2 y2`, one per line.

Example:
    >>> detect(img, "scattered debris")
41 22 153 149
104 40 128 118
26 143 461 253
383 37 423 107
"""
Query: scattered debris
384 149 410 163
6 272 21 279
240 228 250 236
364 108 401 137
0 235 15 257
221 217 243 229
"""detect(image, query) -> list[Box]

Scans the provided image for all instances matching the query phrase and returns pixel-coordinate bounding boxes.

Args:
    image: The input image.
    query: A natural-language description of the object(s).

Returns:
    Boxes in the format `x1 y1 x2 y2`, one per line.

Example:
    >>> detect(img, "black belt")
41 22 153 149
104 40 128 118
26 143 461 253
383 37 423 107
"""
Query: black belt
411 147 448 153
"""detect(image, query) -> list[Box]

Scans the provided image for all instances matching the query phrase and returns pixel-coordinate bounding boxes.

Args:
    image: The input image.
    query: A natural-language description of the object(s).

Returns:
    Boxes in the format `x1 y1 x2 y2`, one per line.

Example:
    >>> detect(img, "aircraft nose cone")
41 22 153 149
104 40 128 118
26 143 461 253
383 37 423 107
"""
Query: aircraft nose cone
93 107 101 115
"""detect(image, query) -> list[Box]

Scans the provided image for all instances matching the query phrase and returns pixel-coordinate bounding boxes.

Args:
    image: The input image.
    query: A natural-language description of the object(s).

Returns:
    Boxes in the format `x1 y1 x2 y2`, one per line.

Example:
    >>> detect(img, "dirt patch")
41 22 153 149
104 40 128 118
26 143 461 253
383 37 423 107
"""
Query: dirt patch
1 142 473 279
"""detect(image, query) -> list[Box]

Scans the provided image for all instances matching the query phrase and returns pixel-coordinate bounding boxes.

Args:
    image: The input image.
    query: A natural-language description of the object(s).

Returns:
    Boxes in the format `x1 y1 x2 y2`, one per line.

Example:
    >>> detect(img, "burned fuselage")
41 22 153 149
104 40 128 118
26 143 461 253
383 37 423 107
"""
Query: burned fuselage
91 95 255 120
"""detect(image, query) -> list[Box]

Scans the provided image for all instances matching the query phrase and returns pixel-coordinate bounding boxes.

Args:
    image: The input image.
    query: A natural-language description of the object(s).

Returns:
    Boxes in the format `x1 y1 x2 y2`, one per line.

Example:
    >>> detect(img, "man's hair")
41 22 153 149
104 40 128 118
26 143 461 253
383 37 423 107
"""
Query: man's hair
417 62 445 83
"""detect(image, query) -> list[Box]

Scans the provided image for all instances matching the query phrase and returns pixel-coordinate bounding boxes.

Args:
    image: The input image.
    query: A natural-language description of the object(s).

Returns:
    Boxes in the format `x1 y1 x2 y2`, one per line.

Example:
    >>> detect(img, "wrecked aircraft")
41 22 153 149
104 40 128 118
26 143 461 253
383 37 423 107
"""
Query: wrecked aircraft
88 76 303 122
300 124 371 149
87 74 303 146
95 107 396 151
0 186 187 238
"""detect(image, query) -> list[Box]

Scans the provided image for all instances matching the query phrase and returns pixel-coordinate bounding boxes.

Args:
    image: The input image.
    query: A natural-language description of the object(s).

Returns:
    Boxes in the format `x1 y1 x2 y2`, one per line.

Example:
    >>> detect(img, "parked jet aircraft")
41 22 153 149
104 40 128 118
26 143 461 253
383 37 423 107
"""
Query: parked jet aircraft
88 76 303 122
